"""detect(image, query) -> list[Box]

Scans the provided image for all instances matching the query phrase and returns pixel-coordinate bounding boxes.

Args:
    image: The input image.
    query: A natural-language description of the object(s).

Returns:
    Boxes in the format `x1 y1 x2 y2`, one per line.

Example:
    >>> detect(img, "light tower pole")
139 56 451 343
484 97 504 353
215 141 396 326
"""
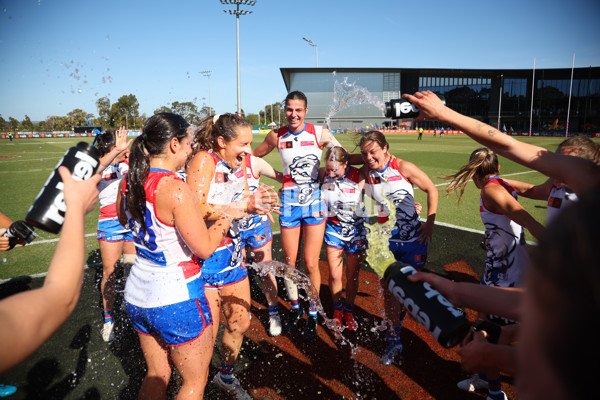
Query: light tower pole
199 70 212 115
221 0 256 115
302 37 318 67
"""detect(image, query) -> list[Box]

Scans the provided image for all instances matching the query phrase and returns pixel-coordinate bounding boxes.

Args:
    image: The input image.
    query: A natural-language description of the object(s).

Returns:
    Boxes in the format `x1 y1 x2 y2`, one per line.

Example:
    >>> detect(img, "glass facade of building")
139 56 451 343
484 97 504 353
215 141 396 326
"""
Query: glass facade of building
280 67 600 134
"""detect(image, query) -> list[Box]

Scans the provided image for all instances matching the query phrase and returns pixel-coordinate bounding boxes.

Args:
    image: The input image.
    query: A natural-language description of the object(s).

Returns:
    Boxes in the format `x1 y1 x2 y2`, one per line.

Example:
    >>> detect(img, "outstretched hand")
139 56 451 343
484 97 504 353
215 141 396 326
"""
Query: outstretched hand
248 184 282 224
114 126 133 154
403 91 449 123
58 166 100 215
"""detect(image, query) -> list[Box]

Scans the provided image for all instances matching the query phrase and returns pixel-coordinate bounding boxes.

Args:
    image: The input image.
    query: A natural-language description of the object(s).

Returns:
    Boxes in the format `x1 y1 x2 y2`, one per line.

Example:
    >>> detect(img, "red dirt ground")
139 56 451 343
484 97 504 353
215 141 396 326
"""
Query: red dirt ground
226 260 517 399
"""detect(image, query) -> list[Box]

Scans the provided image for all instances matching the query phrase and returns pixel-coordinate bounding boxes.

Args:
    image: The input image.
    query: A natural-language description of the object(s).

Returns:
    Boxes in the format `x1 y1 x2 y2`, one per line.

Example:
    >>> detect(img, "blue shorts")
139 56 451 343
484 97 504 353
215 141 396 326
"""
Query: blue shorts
200 265 248 289
324 222 368 254
240 220 273 249
97 218 133 242
125 296 213 346
389 235 428 269
201 240 243 275
279 201 326 229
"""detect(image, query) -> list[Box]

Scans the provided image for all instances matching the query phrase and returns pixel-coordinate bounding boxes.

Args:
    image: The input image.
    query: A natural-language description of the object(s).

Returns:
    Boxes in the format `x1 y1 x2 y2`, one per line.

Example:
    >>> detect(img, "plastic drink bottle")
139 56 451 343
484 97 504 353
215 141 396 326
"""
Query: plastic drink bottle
383 261 471 348
26 142 99 233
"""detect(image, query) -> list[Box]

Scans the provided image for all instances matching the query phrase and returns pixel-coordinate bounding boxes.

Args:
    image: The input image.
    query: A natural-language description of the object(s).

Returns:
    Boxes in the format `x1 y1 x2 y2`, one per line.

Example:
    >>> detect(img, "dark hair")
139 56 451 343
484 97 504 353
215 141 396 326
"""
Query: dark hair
445 148 499 202
556 135 600 165
284 91 308 108
531 186 600 398
95 129 116 157
358 130 389 152
126 112 190 231
193 113 251 152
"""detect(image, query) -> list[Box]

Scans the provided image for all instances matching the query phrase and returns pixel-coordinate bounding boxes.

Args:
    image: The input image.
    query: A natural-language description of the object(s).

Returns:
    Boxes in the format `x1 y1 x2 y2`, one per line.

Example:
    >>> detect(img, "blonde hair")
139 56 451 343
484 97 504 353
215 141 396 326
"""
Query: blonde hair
445 147 499 202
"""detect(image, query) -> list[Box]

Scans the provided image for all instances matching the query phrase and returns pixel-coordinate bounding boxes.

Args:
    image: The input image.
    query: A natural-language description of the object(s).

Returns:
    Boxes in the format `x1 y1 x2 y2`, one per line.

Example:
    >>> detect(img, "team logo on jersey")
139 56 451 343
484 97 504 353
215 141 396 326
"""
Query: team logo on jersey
387 175 402 182
342 188 356 193
215 172 228 183
548 196 562 208
280 141 293 149
369 176 381 184
326 183 335 191
301 141 314 146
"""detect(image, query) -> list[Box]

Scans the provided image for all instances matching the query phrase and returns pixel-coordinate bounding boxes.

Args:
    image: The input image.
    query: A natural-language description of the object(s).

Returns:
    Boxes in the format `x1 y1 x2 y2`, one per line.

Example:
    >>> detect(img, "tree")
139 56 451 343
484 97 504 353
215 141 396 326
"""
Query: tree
96 97 112 127
171 101 201 125
8 117 19 132
67 109 94 128
154 106 172 114
110 94 139 129
245 114 259 125
21 115 34 132
45 116 70 131
0 115 7 132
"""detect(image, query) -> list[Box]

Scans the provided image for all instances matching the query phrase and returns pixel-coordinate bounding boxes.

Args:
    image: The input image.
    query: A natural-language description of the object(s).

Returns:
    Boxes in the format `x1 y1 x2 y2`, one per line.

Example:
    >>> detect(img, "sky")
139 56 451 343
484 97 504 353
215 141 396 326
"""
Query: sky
1 0 599 122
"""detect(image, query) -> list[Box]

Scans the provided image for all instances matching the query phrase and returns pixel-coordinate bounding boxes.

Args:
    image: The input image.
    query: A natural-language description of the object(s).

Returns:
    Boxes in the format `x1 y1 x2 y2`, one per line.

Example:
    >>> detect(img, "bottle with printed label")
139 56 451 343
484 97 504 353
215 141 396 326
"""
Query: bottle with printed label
384 95 446 120
382 261 471 348
26 142 100 234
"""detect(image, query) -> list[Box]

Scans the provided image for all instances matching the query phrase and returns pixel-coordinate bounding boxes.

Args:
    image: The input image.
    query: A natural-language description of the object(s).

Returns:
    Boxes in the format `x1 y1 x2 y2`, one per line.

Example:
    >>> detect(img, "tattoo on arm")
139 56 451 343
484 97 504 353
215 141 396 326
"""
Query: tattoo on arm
487 129 496 137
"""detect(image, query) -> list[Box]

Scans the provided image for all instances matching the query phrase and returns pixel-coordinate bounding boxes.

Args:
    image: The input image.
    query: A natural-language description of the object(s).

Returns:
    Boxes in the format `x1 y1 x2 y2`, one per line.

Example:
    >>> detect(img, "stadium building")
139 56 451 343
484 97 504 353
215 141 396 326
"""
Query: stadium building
280 66 600 135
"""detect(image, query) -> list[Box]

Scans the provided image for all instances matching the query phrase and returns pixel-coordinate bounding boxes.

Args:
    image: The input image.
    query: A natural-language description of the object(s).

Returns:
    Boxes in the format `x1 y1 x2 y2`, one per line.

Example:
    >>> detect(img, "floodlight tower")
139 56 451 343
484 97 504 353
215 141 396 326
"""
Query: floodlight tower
221 0 256 115
302 37 318 67
199 70 212 115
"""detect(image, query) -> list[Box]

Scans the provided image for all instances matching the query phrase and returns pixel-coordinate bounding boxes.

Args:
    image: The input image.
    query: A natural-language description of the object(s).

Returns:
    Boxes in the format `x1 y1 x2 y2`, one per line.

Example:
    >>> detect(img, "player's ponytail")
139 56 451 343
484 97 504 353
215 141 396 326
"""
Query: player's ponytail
445 148 498 202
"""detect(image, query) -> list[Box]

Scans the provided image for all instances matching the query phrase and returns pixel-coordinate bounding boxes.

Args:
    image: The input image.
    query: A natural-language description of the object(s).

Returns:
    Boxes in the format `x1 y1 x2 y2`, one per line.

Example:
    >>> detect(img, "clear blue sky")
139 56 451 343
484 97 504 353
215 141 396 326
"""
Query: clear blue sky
1 0 599 122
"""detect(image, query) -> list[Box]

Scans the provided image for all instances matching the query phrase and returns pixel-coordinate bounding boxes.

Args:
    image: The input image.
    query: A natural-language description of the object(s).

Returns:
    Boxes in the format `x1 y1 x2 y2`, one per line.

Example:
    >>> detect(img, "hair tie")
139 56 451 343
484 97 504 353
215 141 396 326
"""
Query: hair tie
213 114 222 124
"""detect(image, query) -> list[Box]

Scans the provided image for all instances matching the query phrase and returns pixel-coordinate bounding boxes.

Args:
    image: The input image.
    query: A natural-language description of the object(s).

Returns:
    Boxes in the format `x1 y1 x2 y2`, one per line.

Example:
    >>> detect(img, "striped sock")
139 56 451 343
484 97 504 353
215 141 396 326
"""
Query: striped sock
219 363 235 385
487 377 505 400
290 300 300 311
103 311 113 324
268 305 279 317
343 302 355 313
308 302 317 318
333 300 343 312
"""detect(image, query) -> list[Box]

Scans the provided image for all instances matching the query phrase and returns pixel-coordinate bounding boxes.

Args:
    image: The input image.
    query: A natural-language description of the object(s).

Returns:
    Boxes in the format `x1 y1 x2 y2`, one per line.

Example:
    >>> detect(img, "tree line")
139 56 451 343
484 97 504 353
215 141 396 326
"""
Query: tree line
0 95 285 132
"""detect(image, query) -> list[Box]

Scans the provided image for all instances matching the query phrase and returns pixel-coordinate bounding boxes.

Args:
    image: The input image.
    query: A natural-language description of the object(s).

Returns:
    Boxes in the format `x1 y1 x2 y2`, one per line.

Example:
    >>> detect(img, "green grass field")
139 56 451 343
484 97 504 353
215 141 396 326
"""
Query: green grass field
0 133 590 279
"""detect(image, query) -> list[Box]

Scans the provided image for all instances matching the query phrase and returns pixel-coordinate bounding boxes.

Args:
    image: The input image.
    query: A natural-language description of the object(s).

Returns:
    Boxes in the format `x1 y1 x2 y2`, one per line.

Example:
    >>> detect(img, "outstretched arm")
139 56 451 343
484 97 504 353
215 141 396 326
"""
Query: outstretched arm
252 130 278 158
408 271 523 321
404 91 600 195
97 127 132 173
320 129 364 165
0 167 100 373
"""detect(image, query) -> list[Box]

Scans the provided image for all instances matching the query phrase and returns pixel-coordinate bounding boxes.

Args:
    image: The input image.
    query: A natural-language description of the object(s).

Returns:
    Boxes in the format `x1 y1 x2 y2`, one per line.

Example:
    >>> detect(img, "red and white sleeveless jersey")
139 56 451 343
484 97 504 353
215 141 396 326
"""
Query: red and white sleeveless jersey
97 161 129 221
367 156 421 242
278 123 323 187
123 169 204 308
479 177 529 288
322 166 366 225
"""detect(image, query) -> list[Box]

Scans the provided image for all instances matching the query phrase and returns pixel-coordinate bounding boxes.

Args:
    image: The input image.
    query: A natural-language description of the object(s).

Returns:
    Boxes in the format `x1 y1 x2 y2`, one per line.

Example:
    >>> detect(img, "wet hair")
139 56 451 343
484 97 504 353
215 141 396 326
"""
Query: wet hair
193 113 251 152
284 91 308 108
445 147 499 202
95 129 116 157
556 135 600 165
530 186 600 399
126 112 190 231
357 130 389 152
325 146 349 165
